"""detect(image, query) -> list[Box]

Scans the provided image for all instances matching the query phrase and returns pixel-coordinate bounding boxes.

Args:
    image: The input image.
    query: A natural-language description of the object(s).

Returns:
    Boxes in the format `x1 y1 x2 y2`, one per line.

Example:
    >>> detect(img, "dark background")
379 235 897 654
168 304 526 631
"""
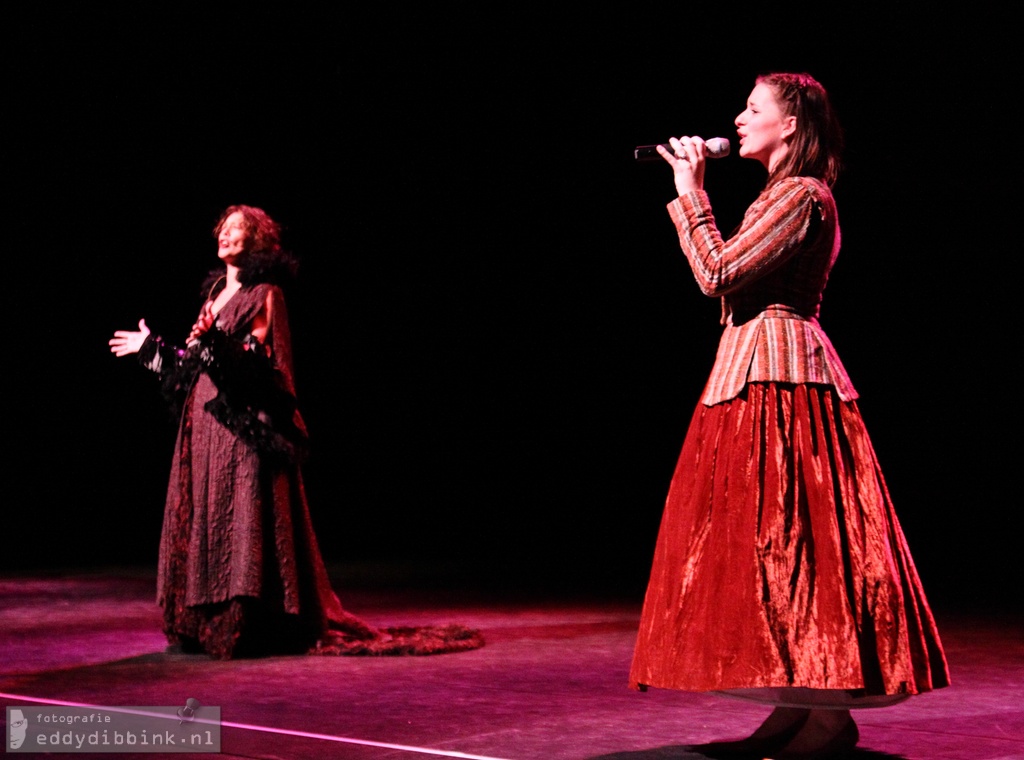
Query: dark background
7 7 1015 609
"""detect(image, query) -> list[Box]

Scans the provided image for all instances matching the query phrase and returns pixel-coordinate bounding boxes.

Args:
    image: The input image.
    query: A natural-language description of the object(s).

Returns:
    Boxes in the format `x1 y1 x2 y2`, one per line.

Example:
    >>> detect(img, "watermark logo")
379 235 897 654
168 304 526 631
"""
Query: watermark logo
6 701 221 754
9 709 27 750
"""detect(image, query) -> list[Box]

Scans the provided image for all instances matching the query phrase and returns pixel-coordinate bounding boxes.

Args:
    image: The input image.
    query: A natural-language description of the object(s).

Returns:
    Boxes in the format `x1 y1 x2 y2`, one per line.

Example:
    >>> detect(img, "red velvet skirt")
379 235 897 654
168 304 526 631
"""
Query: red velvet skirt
629 383 949 702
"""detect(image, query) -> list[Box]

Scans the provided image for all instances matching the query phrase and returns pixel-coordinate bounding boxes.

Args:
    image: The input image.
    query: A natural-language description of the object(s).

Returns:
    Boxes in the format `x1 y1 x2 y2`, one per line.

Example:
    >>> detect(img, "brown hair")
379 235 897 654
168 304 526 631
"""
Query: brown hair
212 205 297 286
757 72 843 187
214 204 282 257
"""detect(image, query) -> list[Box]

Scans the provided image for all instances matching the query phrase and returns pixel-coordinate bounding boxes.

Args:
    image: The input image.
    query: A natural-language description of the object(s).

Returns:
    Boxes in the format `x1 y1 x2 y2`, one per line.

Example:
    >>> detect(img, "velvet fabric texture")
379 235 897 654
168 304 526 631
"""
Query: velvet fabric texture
629 382 949 700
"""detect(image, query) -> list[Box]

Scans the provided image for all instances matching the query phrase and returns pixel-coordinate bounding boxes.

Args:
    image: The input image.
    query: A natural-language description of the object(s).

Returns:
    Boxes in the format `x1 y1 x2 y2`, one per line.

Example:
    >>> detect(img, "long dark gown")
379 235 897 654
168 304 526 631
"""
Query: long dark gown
144 281 483 659
152 283 370 658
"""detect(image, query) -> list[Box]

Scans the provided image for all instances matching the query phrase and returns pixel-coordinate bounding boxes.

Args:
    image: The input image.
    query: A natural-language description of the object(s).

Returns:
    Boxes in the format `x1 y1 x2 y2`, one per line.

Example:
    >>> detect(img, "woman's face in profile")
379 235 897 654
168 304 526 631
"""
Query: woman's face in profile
217 211 249 264
734 83 794 169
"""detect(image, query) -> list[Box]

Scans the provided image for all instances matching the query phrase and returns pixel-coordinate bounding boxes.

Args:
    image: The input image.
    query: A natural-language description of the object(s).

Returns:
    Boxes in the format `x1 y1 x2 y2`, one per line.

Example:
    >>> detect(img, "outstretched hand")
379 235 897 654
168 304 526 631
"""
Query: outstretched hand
109 319 151 357
658 136 708 196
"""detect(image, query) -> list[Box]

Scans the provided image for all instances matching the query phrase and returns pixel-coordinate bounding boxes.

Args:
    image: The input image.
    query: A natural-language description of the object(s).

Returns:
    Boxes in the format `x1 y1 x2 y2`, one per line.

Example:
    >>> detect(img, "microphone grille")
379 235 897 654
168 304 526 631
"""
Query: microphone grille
706 137 731 158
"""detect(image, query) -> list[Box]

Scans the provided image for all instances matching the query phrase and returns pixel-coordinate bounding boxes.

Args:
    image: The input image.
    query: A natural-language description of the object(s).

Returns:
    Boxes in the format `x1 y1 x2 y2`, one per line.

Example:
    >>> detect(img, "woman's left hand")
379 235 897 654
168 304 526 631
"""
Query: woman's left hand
187 302 215 345
658 136 708 196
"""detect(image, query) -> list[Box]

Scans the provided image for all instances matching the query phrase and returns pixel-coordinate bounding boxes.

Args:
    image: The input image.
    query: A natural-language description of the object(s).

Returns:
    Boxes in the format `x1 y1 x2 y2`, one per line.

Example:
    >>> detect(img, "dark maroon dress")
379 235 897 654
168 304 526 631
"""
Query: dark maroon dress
148 283 370 658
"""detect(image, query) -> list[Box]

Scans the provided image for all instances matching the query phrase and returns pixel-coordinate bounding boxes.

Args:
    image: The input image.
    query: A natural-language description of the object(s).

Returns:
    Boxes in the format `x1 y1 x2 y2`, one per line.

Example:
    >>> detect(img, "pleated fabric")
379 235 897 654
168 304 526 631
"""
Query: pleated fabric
629 382 949 701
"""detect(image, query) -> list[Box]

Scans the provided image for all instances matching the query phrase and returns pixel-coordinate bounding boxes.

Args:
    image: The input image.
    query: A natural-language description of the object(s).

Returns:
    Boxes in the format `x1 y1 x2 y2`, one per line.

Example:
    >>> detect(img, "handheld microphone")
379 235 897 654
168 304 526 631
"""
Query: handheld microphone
634 137 731 162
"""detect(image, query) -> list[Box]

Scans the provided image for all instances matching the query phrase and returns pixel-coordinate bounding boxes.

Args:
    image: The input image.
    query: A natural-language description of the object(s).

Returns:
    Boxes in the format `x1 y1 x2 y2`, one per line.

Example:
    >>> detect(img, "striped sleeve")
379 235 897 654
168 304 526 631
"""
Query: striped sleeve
668 180 818 297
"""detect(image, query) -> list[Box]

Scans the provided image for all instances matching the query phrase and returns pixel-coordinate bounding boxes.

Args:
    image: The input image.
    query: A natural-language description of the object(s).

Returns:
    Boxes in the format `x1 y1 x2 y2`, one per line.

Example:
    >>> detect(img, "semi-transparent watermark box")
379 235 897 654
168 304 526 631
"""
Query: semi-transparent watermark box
7 702 221 753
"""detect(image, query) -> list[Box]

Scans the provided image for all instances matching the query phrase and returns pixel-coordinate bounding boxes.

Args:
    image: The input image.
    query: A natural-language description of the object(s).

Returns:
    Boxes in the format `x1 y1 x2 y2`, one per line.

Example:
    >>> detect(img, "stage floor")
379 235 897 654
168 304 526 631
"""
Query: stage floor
2 567 1021 759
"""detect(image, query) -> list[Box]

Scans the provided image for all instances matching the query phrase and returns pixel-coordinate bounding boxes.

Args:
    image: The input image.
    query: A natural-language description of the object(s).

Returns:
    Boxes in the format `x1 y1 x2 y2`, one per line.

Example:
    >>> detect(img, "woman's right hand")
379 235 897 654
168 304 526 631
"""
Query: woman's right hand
658 136 708 196
109 319 151 357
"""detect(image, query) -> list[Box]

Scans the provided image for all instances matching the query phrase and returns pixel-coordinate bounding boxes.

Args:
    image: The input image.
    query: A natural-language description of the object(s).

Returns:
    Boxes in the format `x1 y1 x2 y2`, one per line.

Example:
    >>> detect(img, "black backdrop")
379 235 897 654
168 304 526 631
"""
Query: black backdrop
8 7 1015 608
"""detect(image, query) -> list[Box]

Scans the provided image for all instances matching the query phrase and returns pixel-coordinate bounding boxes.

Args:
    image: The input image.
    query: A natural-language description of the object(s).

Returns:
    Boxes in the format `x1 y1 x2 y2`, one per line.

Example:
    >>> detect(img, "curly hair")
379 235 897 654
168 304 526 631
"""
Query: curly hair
757 72 844 187
211 205 299 287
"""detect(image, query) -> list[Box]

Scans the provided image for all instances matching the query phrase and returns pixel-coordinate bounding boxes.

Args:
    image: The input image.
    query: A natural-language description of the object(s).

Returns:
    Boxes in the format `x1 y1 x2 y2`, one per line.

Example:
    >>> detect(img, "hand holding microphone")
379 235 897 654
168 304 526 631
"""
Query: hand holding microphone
634 137 731 162
641 136 729 195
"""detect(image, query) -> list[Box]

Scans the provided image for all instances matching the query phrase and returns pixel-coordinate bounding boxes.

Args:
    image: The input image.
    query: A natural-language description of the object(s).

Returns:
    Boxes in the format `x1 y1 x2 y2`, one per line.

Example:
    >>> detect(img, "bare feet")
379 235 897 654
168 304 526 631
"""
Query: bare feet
764 709 858 759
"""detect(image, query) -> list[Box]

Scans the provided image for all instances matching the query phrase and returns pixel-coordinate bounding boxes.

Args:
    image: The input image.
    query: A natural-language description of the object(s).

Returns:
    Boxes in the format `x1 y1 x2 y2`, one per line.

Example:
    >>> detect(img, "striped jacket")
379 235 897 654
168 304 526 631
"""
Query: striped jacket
668 176 857 406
